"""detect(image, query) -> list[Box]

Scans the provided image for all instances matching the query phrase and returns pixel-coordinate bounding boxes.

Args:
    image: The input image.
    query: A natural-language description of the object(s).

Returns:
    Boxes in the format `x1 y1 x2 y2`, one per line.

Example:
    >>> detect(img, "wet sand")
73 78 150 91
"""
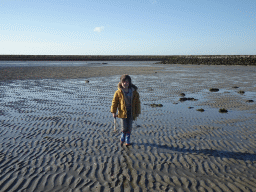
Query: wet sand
0 63 256 191
0 64 162 81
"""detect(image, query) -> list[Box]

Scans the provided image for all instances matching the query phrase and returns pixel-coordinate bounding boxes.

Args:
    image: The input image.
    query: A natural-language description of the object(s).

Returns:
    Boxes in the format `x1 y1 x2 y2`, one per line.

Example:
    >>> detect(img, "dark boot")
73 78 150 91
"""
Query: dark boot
126 133 131 146
120 132 126 145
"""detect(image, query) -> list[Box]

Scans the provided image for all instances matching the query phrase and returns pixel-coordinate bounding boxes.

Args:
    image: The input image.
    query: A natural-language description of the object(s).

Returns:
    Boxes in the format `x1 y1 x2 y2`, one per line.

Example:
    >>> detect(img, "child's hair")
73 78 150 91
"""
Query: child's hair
120 74 131 85
120 74 137 90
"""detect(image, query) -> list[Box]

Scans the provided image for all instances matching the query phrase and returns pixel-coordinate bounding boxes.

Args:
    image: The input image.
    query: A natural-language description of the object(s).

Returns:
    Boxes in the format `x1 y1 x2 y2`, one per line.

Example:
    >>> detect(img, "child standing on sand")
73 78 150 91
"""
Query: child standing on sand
111 74 141 146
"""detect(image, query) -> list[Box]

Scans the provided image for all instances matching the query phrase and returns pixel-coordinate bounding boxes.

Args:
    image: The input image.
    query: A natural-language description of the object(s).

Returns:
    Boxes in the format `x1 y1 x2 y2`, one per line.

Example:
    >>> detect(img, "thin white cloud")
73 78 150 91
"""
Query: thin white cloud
149 0 157 4
94 26 104 32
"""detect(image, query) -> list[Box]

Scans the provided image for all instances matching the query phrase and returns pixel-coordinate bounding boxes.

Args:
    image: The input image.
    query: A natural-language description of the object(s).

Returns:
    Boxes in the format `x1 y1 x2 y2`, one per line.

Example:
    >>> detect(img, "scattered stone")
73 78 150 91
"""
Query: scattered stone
209 88 219 92
238 90 245 94
196 108 204 112
180 93 185 97
179 97 197 101
187 98 198 101
179 98 187 101
85 80 89 83
219 108 228 113
150 104 163 107
246 100 254 103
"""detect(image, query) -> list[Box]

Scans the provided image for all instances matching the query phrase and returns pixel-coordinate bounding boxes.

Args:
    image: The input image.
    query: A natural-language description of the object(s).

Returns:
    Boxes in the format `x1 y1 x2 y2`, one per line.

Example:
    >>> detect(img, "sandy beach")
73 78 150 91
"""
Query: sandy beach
0 62 256 191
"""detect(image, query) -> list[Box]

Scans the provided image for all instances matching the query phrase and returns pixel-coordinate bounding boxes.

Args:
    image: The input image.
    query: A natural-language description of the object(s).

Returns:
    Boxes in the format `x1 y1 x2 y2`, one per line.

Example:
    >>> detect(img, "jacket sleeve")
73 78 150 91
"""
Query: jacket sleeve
135 92 141 115
110 91 119 114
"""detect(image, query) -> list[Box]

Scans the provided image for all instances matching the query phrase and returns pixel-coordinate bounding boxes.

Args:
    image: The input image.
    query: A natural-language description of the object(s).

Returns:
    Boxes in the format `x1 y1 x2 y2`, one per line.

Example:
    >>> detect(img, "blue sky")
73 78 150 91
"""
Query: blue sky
0 0 255 55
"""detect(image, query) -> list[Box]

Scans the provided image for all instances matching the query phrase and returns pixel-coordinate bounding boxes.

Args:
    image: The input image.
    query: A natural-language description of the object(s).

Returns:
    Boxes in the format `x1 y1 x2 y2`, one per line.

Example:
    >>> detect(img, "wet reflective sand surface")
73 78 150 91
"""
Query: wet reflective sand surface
0 62 256 191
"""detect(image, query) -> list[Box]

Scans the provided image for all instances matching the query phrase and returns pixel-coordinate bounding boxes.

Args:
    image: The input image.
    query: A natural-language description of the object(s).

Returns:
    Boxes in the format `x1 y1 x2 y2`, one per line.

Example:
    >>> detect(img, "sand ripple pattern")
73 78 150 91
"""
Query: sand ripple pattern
0 65 256 191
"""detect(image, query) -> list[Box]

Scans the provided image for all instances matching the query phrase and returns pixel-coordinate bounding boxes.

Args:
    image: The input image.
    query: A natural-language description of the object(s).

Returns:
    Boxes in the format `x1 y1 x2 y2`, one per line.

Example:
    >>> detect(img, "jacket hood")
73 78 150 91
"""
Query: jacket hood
118 82 138 91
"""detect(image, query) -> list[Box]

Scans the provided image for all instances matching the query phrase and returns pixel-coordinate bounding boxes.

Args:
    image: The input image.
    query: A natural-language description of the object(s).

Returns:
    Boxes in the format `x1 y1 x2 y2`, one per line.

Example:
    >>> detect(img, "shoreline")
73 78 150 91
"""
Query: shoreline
1 55 256 65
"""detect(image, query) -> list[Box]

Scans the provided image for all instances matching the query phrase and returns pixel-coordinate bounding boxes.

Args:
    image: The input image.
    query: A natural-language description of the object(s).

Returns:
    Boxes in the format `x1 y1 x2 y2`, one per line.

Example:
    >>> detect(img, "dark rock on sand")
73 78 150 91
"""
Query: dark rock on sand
219 108 228 113
179 97 197 102
238 90 245 94
209 88 219 92
179 98 187 102
149 103 163 107
180 93 186 97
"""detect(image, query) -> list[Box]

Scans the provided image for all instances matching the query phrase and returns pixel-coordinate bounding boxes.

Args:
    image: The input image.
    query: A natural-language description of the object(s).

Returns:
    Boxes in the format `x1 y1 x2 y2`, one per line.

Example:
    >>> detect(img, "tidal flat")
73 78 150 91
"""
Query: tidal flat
0 61 256 191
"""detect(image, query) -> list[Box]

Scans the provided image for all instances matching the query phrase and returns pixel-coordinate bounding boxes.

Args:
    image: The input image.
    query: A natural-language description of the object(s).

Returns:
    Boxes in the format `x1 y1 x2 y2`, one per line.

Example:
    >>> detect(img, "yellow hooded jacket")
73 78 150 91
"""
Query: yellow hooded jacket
111 83 141 120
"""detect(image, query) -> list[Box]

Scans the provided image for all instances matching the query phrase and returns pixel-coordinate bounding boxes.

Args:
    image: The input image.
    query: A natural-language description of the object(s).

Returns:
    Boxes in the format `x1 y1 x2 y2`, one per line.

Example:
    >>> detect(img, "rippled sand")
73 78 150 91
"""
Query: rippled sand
0 63 256 191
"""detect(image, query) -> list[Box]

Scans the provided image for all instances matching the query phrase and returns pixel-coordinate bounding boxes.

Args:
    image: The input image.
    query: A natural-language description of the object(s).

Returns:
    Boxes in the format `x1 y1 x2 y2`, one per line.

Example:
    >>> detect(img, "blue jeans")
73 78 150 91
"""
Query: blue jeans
120 110 132 144
120 110 132 133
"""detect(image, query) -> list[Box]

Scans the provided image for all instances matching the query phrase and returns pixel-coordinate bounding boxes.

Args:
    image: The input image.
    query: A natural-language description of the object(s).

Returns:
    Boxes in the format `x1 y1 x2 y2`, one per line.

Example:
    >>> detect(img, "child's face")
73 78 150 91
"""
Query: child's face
122 80 129 89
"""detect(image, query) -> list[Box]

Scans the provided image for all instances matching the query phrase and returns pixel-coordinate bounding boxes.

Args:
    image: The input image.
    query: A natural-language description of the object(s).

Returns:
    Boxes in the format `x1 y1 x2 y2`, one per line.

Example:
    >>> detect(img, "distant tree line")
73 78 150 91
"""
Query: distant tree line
0 55 255 65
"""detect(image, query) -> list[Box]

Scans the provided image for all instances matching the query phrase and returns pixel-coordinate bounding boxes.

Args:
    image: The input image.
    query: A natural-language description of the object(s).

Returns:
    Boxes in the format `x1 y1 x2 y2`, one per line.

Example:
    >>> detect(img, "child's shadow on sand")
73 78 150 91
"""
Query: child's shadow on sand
139 143 256 161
